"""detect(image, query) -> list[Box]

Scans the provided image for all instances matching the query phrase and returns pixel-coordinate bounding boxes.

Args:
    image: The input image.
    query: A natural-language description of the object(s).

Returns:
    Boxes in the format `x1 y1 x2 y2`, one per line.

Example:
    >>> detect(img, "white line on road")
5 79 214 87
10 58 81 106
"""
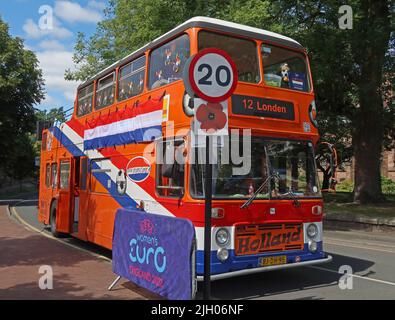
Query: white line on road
325 236 395 249
325 239 395 254
309 266 395 287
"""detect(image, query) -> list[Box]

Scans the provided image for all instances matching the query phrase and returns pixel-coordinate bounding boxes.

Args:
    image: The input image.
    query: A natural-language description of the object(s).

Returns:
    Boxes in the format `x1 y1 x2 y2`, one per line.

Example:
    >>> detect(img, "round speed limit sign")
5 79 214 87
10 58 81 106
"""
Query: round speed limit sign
187 48 238 103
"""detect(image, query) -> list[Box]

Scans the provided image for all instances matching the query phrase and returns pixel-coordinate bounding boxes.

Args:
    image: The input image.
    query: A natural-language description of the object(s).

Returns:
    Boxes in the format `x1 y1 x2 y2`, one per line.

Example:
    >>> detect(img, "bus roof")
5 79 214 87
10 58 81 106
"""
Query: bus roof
78 16 303 90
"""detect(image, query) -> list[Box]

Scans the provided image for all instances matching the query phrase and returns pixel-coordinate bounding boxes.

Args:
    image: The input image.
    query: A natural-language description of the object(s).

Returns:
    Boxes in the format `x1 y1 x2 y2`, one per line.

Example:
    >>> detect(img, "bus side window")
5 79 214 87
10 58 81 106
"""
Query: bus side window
118 56 146 101
149 34 190 89
77 83 94 117
156 140 185 197
96 73 115 110
51 163 58 189
80 158 88 191
42 132 47 151
90 159 112 193
59 161 70 189
45 164 51 188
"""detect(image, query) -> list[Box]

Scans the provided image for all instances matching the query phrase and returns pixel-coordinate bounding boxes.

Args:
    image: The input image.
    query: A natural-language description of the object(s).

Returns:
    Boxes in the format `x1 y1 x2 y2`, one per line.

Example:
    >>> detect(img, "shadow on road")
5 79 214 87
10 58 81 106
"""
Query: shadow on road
201 252 375 300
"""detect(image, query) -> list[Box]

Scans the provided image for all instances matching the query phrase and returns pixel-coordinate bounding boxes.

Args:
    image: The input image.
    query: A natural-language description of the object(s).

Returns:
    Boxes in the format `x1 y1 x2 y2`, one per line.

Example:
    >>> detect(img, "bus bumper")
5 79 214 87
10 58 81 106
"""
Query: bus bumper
196 254 332 281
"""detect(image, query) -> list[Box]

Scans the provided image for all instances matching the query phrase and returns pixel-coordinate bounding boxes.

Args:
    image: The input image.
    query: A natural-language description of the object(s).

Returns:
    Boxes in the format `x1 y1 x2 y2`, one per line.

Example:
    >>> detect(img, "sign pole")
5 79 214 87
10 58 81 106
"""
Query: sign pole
183 48 238 300
203 135 212 300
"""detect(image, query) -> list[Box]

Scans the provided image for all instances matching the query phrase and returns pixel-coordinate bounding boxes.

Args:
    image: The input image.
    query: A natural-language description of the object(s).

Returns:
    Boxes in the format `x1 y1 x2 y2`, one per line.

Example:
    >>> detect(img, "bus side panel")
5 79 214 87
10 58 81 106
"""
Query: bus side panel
85 193 122 249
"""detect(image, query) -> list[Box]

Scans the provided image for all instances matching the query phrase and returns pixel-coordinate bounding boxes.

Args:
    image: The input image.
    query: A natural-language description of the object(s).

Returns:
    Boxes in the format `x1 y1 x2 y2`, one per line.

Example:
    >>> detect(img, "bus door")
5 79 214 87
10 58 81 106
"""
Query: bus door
71 157 81 234
56 159 72 233
74 157 89 239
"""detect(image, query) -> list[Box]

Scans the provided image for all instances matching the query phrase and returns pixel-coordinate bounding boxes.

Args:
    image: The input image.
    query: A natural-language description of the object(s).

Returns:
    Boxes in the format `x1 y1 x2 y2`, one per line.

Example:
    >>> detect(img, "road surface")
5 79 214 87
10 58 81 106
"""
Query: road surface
10 201 395 300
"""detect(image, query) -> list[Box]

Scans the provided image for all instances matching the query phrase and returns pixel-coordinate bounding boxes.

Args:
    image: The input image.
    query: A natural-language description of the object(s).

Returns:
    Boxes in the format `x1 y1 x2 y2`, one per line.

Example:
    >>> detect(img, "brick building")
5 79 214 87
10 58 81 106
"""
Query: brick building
336 149 395 182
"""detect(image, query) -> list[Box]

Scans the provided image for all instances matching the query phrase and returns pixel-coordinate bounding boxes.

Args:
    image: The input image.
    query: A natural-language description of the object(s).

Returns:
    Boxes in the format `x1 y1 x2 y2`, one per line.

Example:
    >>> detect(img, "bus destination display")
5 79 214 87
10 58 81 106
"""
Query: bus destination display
231 95 295 120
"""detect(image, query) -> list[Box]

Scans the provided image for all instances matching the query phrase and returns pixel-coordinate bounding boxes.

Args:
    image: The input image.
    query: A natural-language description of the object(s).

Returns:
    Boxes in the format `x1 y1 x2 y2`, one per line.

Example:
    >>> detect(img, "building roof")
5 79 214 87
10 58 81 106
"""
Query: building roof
78 16 303 90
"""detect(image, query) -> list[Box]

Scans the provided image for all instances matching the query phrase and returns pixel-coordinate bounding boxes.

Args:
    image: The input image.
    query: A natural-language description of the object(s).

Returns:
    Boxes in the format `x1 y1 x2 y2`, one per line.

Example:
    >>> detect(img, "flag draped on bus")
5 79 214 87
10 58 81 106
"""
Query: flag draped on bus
83 97 163 150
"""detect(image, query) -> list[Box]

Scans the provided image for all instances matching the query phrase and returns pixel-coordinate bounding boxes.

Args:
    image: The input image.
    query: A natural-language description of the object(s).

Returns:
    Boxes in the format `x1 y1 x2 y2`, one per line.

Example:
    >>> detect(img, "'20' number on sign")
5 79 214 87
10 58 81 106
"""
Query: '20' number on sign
197 63 231 87
189 49 238 103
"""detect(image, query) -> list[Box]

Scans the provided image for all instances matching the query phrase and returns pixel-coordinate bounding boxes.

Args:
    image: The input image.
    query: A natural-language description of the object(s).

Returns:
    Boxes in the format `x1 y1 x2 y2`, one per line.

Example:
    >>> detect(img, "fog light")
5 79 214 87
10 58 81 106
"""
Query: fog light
307 223 318 239
217 248 229 262
308 240 318 253
215 228 229 246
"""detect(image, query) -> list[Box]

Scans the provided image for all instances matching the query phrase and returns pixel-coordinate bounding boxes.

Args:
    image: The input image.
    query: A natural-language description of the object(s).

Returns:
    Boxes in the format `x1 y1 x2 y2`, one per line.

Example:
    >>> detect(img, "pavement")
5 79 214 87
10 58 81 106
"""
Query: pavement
2 201 395 300
324 211 395 228
0 203 158 300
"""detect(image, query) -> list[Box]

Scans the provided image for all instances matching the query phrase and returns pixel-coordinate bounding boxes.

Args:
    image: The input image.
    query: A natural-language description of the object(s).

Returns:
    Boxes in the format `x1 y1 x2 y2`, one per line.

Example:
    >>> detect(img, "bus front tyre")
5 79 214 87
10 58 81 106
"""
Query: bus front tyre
50 201 64 238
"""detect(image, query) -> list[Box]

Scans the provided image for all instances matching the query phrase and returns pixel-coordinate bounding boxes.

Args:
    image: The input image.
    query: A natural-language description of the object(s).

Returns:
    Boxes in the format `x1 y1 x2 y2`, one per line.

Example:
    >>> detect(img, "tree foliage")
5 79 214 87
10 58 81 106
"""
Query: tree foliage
35 107 68 124
0 18 44 180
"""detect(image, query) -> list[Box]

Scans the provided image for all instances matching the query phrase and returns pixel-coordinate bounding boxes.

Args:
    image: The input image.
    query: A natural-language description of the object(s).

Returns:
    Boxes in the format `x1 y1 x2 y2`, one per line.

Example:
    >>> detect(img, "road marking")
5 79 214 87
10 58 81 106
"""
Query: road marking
309 266 395 287
325 236 395 249
325 239 395 254
8 204 111 263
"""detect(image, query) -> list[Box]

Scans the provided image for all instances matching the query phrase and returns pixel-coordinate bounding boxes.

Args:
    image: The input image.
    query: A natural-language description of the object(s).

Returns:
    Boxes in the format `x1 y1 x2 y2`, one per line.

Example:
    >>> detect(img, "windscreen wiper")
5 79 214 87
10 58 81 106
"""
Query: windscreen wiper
278 188 301 207
240 172 279 209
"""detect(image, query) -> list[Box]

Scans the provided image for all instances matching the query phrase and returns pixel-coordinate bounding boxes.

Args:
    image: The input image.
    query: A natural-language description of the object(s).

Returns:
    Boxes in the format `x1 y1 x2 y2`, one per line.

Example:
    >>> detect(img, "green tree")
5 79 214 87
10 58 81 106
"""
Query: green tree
263 0 394 203
65 0 231 81
4 133 36 182
35 107 68 124
66 0 394 203
0 17 44 180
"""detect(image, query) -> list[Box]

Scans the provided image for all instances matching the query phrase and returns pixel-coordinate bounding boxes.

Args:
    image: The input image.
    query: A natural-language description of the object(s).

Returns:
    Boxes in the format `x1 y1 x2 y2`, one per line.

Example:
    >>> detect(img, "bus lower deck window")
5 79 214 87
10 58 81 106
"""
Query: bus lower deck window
156 140 185 197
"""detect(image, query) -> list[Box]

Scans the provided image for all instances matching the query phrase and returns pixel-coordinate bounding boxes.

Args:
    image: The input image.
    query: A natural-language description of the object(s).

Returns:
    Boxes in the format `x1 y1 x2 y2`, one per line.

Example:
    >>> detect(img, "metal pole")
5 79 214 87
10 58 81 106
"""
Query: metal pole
108 275 121 291
203 135 212 300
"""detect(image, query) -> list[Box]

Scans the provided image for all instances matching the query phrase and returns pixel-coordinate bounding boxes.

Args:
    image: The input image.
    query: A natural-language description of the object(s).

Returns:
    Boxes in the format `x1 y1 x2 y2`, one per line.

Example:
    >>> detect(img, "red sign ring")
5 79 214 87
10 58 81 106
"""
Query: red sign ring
188 48 238 103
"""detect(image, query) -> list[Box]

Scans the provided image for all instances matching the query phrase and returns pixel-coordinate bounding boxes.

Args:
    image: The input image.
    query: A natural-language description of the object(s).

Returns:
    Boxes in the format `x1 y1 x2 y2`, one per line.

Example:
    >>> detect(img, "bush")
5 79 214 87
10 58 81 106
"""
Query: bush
335 177 395 195
382 176 395 195
336 179 354 193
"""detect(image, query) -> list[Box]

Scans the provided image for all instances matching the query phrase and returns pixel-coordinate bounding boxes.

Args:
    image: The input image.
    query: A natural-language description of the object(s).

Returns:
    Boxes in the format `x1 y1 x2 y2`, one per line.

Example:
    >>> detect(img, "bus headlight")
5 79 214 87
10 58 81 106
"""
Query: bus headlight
217 248 229 262
215 228 229 246
308 240 318 253
307 223 318 239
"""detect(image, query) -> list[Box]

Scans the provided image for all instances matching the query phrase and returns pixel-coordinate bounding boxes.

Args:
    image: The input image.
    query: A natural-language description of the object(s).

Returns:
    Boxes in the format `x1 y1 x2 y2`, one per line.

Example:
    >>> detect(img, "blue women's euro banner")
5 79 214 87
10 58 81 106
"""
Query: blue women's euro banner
112 208 195 300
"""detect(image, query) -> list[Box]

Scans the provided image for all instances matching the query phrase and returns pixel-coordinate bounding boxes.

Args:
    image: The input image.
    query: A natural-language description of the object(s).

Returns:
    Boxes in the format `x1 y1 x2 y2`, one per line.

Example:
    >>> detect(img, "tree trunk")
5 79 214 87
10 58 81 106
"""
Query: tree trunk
352 0 390 204
353 92 384 203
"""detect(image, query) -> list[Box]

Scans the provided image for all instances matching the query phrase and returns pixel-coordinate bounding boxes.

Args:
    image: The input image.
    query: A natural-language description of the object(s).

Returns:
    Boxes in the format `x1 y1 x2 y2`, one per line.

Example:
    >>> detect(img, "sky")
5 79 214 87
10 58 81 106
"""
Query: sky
0 0 107 111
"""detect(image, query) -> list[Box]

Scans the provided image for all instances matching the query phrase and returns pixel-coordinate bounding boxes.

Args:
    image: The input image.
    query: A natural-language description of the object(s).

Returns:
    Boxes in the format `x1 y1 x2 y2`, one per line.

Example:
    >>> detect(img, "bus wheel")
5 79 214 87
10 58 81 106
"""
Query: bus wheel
50 201 64 238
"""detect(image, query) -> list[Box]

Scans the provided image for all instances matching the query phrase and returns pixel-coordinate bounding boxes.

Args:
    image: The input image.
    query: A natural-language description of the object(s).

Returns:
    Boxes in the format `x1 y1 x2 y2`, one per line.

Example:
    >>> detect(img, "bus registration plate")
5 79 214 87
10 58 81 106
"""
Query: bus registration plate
259 255 287 267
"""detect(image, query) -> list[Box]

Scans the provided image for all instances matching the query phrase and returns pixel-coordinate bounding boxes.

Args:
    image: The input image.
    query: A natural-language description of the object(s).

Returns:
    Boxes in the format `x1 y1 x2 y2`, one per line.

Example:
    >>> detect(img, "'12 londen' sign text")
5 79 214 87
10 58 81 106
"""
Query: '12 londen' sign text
232 95 295 120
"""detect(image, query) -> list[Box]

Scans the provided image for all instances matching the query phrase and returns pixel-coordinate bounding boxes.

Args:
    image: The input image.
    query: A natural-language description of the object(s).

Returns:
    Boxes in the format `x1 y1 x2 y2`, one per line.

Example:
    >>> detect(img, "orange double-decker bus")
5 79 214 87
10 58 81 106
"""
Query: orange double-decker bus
38 17 331 280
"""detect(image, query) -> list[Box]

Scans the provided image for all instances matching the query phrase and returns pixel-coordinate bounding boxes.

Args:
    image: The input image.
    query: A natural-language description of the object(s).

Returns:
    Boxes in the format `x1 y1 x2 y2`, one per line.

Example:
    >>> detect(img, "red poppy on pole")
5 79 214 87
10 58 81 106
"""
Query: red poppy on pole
195 102 227 134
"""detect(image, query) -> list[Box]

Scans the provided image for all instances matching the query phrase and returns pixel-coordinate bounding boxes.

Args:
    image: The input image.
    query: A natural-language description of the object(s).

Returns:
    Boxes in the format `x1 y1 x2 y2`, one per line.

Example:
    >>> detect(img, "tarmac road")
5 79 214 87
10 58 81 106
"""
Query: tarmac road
10 201 395 300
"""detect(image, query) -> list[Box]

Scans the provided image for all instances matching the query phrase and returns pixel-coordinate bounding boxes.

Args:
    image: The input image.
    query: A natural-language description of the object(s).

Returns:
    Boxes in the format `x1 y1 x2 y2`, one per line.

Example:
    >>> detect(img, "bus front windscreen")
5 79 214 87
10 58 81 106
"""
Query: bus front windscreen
190 138 321 199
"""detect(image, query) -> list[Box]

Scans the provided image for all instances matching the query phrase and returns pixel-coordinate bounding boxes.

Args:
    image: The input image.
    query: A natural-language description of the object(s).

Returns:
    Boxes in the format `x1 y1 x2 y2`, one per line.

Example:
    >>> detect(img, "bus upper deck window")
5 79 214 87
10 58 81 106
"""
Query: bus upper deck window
149 34 190 89
118 56 146 101
77 83 94 116
261 44 310 92
198 31 260 83
96 73 115 110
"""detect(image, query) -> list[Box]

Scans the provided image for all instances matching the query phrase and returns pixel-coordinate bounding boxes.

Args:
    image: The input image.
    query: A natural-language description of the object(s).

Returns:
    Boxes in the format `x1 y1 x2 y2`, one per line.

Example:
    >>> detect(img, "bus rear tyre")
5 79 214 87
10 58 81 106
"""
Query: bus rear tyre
50 201 64 238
